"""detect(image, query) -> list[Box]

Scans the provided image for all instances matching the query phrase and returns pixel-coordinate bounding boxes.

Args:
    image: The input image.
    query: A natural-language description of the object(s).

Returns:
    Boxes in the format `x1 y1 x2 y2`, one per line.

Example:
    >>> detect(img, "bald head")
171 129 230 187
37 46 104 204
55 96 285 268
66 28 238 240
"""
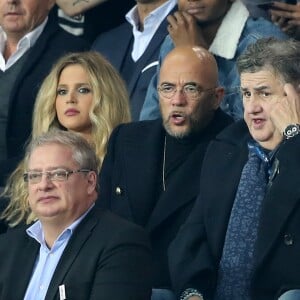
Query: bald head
159 46 219 86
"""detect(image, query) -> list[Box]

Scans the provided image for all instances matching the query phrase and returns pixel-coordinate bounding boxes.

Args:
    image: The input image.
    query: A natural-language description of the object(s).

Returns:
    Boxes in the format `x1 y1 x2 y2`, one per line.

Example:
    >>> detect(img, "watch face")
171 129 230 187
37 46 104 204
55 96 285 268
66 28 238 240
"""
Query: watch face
284 124 300 139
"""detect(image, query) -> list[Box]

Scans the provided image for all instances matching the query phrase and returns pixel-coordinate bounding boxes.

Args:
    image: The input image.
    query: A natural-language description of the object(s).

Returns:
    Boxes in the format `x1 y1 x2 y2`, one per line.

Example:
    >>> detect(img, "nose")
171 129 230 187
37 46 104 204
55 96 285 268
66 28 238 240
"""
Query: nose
244 95 263 114
170 89 188 107
36 173 54 191
66 90 77 104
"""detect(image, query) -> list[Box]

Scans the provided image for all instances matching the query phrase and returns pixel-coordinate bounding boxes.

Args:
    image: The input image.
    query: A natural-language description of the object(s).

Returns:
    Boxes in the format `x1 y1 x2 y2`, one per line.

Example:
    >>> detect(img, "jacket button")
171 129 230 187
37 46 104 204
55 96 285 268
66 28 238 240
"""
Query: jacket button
284 233 294 246
115 187 122 195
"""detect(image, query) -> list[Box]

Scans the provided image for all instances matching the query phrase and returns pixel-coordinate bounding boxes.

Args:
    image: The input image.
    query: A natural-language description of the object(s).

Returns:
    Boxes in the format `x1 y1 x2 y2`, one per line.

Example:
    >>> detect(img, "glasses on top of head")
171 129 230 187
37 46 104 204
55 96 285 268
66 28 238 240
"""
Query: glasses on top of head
157 83 216 100
23 169 92 184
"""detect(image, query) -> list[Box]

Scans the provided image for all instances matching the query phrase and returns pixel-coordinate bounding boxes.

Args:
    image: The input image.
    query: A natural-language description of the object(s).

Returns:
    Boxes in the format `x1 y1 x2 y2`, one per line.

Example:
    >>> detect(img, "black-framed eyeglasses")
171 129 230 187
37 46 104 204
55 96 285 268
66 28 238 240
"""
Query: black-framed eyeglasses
157 83 216 100
23 169 92 184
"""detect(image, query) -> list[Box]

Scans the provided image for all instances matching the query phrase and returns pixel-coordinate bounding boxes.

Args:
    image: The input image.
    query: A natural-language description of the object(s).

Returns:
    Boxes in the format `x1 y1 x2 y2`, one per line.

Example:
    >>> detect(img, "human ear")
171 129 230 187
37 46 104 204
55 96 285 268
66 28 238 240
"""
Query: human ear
213 87 225 109
86 171 97 195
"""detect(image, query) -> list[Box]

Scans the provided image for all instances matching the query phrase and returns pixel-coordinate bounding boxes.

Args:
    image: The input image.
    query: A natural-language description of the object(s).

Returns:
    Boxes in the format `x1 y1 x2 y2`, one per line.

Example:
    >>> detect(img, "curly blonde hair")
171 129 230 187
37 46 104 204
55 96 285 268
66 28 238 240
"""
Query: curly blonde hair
1 51 131 226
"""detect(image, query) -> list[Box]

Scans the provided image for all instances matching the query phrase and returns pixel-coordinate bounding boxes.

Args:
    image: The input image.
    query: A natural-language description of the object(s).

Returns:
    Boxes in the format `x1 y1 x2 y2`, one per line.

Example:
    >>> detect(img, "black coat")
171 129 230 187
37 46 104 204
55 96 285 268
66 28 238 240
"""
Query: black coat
0 207 153 299
169 121 300 299
98 109 233 288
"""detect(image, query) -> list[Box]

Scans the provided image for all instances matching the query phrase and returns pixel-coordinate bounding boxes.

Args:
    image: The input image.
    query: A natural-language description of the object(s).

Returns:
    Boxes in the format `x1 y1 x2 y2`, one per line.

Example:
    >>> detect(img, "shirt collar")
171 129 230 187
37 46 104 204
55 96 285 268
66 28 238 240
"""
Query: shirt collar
126 0 177 30
0 29 6 55
209 0 249 59
0 17 48 54
19 17 48 49
26 203 95 248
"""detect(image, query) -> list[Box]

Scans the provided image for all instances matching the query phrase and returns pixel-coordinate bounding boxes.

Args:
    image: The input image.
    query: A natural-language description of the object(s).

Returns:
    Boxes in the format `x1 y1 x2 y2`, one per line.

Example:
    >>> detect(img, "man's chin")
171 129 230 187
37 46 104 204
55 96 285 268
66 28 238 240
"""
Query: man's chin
165 126 190 139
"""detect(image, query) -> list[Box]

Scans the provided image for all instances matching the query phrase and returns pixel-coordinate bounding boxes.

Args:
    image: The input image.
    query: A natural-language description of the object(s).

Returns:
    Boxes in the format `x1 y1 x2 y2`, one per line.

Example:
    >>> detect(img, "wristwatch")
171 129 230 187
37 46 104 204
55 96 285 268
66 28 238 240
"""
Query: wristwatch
283 124 300 140
180 288 204 300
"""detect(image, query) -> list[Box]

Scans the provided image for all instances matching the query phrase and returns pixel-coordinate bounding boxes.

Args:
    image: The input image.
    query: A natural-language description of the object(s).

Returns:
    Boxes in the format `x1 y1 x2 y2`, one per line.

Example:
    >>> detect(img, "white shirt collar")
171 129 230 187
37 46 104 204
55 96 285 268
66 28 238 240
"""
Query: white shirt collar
126 0 177 30
0 17 47 71
209 0 249 59
0 17 47 52
126 0 177 61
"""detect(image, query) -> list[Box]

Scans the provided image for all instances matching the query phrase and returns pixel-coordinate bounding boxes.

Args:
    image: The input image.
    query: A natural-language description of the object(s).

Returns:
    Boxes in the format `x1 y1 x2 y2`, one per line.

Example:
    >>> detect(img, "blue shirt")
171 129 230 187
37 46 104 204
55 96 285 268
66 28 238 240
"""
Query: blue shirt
139 1 287 121
24 205 94 300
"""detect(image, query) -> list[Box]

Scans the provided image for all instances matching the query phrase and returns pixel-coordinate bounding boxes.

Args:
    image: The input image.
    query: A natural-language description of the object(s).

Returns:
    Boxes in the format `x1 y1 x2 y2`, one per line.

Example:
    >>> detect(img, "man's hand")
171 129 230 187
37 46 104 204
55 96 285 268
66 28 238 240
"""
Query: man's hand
270 1 300 39
167 11 208 48
270 83 300 134
56 0 108 17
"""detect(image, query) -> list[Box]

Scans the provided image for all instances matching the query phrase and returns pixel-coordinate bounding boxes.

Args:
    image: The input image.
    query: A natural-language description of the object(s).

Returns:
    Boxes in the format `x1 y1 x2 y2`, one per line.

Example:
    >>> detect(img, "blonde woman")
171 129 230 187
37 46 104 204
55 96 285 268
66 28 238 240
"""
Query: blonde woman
1 51 131 227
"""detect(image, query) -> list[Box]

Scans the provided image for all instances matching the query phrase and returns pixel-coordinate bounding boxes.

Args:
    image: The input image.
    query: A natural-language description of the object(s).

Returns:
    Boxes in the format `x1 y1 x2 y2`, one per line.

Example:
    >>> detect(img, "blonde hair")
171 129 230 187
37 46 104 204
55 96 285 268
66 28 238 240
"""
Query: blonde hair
1 51 131 226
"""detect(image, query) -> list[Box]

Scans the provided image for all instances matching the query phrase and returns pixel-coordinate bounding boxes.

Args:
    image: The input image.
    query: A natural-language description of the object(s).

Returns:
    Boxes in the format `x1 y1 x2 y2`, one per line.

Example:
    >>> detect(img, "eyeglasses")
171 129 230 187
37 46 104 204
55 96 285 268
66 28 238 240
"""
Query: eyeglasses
23 169 92 184
157 83 216 100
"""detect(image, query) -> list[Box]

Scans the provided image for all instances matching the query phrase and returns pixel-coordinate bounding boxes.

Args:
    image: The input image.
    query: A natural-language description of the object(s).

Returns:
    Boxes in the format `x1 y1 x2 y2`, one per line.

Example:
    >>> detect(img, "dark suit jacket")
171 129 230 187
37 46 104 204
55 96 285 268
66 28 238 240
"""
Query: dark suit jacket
0 207 153 300
169 121 300 300
92 6 177 121
98 109 233 288
0 16 89 186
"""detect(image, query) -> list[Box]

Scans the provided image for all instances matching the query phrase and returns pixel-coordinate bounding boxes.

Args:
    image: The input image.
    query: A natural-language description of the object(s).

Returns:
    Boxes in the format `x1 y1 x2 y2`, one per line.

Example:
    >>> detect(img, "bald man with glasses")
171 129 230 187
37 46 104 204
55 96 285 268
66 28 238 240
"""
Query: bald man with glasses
98 45 233 300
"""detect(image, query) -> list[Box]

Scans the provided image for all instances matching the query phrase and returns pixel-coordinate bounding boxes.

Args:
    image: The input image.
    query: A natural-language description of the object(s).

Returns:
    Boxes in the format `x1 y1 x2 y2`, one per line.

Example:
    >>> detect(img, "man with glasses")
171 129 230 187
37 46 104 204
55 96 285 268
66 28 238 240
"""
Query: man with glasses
0 130 153 300
140 0 287 122
98 45 232 300
169 38 300 300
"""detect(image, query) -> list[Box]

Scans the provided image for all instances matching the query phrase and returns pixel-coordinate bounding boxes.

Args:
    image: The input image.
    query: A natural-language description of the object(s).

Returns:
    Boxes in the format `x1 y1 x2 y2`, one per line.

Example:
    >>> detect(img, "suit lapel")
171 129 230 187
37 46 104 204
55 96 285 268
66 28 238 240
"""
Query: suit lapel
108 24 133 70
11 18 57 95
127 16 170 95
146 142 207 232
122 121 164 226
146 110 233 232
4 235 39 299
204 142 248 256
254 161 300 271
45 211 98 300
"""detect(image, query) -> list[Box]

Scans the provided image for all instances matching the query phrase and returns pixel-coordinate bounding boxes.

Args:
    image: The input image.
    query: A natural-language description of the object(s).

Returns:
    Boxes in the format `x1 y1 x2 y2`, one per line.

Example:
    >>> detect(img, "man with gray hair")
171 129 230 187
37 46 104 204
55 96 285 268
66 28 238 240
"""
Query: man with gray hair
169 38 300 300
0 130 153 300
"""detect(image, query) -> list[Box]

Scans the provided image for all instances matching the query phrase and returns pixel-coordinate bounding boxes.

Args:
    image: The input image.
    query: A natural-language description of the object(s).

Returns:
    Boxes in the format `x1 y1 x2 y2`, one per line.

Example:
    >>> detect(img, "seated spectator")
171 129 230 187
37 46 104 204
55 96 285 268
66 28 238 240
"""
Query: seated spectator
54 0 135 43
92 0 177 120
169 38 300 300
0 130 153 300
140 0 287 122
0 51 131 230
0 0 89 187
98 45 233 300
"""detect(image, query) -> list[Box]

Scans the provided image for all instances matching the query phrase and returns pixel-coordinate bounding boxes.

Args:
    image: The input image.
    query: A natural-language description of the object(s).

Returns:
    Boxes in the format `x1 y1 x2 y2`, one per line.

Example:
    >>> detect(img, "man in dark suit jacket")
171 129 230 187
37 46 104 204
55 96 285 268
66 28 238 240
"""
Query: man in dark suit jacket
92 0 177 120
0 1 89 186
0 130 153 300
98 46 232 299
169 38 300 300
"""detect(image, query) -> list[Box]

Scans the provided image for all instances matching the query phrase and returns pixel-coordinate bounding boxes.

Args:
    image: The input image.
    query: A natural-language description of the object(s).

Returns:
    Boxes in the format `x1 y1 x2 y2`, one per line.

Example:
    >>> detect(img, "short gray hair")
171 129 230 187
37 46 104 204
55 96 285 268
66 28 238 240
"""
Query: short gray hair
24 130 99 172
237 37 300 85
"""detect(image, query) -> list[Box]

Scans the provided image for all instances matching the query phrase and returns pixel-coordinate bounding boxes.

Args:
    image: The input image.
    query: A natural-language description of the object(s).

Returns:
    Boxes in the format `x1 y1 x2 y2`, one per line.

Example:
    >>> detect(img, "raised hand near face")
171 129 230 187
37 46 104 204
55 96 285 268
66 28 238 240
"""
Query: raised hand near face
270 1 300 39
167 11 208 48
270 83 300 134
